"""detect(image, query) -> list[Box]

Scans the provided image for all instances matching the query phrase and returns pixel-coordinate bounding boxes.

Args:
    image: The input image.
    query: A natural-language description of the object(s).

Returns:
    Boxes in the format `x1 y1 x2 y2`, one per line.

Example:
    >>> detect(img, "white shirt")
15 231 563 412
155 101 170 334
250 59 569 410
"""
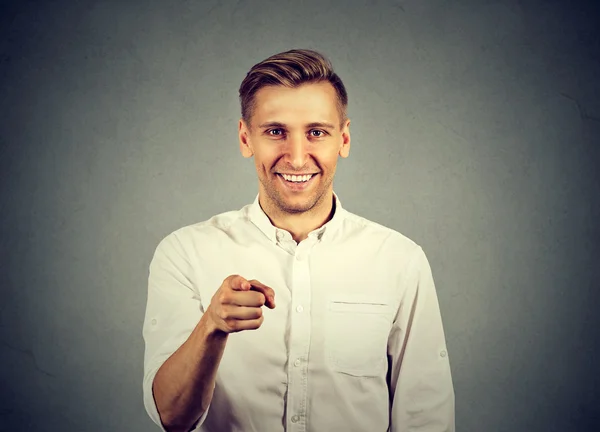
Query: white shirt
142 193 455 432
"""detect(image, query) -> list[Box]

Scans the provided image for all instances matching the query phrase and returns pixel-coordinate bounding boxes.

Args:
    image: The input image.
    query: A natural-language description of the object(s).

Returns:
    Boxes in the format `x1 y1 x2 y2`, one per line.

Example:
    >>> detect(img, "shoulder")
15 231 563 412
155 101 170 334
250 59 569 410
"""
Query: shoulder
340 208 422 255
337 208 431 277
154 205 249 254
339 209 435 294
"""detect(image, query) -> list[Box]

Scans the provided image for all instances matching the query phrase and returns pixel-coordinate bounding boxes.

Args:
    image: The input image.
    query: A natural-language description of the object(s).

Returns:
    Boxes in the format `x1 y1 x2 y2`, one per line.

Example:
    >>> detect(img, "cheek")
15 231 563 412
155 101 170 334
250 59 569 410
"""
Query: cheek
318 152 340 170
253 150 277 172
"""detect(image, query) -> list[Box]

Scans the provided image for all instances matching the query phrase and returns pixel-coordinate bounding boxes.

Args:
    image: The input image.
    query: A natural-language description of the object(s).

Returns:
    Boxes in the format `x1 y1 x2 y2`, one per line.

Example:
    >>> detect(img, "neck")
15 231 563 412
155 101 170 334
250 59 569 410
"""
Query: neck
259 192 336 243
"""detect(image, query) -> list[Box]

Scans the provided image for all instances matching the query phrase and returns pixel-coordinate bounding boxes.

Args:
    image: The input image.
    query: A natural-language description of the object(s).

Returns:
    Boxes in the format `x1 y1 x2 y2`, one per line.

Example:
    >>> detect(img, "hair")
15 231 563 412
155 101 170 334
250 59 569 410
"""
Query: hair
239 49 348 128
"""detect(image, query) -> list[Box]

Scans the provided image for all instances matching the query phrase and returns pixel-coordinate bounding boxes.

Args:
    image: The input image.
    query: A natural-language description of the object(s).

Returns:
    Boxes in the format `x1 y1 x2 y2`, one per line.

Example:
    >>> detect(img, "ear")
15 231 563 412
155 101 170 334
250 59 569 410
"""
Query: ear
338 119 351 158
239 118 253 158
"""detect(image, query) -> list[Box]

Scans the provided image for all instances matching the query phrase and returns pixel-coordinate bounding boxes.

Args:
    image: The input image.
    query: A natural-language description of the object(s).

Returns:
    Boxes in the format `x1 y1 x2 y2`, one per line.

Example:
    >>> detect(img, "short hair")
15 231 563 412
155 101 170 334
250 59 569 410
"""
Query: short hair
239 49 348 127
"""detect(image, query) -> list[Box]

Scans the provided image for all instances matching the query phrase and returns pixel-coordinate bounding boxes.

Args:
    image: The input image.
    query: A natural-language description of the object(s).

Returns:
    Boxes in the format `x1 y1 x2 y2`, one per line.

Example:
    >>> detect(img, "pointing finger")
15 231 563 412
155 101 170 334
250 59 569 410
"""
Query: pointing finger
248 279 276 309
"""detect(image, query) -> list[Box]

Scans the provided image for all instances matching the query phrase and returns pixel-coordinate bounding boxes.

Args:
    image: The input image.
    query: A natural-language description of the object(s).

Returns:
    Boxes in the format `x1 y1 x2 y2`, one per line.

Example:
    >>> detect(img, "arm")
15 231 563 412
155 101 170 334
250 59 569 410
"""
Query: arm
153 312 228 431
142 232 275 432
387 246 455 432
142 232 220 432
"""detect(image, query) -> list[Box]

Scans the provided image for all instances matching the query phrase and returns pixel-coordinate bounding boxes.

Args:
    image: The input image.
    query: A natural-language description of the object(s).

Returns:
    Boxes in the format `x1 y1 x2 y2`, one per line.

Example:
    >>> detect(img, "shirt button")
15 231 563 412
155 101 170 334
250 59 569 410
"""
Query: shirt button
440 350 447 358
151 319 157 326
294 359 301 367
296 305 304 313
291 415 299 423
276 232 284 241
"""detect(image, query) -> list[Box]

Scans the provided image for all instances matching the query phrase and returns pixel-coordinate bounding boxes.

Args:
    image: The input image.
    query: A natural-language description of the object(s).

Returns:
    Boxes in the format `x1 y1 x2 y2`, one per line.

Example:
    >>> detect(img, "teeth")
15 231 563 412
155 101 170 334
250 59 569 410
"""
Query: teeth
281 174 313 182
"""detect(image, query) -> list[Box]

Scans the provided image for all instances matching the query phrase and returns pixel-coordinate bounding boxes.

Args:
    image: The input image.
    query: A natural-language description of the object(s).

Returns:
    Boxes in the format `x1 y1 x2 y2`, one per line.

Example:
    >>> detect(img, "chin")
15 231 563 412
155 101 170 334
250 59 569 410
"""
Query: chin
282 193 322 213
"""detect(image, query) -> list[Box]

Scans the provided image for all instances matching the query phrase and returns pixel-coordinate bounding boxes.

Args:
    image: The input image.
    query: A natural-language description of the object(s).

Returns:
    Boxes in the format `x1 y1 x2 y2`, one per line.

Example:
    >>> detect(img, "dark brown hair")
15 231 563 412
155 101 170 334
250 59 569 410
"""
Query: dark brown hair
239 49 348 127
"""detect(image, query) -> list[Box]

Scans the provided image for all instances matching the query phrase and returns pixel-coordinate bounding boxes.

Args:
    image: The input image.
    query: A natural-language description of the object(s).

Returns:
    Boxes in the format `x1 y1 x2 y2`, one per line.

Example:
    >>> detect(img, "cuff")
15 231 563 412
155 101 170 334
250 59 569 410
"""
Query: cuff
143 365 211 432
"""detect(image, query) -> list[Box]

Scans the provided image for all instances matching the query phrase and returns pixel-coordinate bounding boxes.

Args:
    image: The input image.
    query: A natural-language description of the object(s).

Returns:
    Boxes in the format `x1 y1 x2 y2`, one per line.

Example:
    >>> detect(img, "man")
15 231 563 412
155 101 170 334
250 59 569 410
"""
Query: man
142 49 455 432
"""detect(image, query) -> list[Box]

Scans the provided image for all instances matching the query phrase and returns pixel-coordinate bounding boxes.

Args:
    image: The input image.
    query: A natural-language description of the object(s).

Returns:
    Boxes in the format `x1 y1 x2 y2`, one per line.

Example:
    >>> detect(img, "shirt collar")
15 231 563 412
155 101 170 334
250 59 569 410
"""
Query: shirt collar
247 191 345 244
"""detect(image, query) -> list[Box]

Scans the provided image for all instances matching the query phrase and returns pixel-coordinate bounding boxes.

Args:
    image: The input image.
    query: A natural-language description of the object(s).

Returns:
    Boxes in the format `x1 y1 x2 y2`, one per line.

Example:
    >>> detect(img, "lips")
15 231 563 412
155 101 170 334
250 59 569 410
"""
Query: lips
276 172 318 177
276 173 318 191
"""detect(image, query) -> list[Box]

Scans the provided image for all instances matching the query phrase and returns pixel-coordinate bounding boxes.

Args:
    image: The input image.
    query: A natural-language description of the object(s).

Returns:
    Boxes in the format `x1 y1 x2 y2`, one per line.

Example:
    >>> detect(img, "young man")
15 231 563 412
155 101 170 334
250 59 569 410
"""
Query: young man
142 49 455 432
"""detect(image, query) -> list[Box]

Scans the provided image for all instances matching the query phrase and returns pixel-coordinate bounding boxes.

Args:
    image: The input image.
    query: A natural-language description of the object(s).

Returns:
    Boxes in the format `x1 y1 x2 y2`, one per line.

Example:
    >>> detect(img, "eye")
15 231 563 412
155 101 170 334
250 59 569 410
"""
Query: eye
267 128 284 136
309 129 326 138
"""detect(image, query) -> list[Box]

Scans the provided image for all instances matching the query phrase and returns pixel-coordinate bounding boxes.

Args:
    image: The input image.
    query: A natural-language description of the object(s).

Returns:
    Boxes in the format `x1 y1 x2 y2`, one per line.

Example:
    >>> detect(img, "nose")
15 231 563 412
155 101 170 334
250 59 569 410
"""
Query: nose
284 133 310 168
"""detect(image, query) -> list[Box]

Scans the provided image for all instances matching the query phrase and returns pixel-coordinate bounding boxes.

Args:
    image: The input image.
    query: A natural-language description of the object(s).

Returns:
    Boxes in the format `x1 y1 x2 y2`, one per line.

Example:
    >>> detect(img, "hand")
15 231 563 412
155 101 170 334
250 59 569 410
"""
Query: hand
206 275 276 334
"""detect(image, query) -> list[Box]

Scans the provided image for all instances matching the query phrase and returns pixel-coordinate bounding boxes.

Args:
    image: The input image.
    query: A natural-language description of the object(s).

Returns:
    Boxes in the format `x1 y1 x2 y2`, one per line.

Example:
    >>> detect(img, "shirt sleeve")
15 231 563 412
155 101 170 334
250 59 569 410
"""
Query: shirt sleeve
142 231 211 431
387 246 455 431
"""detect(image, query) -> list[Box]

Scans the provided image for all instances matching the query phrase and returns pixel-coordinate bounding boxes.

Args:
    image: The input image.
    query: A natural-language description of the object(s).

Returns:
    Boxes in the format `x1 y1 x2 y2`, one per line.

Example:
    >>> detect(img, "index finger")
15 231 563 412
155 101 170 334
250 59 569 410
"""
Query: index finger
248 279 276 309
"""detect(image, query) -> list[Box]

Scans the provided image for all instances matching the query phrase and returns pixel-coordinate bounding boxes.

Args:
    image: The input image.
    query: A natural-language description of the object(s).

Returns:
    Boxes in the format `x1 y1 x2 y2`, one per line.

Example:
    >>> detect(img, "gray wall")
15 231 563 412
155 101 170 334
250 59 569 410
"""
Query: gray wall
1 0 598 431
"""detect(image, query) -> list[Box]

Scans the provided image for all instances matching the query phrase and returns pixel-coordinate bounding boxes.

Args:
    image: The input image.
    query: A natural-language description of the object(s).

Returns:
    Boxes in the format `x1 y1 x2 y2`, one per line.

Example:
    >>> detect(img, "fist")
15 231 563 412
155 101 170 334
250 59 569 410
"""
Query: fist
206 275 276 334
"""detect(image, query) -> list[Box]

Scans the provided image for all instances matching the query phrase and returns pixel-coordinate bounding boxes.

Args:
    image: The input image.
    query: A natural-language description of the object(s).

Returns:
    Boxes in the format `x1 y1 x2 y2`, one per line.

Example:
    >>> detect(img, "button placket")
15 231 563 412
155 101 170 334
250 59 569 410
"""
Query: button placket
287 243 312 431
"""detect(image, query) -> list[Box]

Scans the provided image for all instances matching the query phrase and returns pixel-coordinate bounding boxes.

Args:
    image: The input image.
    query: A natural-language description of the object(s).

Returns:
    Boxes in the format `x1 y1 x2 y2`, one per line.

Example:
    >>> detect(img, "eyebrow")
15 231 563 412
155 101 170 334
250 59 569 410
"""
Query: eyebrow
258 121 336 130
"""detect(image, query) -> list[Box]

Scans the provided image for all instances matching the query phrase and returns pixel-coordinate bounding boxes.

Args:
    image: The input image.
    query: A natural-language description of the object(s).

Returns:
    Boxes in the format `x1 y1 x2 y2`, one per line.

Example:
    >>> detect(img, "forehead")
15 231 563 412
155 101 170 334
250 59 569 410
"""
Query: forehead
251 82 339 126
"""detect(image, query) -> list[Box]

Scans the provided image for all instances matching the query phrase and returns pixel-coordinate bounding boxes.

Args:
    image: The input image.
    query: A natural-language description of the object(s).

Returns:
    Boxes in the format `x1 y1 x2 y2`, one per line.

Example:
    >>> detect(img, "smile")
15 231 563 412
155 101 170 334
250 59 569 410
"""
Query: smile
276 173 318 191
279 173 315 182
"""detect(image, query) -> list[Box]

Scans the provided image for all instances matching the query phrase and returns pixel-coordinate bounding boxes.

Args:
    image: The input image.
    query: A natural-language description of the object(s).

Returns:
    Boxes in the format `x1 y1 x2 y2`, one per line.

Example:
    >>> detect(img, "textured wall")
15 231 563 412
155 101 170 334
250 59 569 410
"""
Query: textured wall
1 0 598 431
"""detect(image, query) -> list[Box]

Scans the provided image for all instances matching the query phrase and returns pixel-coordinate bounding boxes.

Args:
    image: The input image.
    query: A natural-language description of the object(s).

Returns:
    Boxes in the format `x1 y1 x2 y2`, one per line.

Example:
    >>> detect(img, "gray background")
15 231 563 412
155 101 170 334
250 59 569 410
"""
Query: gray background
1 0 598 431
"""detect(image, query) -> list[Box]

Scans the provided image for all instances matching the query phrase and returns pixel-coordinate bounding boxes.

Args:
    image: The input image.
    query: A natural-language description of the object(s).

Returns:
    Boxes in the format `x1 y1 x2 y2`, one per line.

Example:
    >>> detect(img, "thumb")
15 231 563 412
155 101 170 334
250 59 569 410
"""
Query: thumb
229 275 251 291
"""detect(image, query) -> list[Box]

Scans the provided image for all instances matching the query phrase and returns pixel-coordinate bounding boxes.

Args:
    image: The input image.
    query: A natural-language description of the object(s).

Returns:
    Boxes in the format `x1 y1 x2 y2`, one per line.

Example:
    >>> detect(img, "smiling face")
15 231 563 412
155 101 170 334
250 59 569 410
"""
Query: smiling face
239 81 350 215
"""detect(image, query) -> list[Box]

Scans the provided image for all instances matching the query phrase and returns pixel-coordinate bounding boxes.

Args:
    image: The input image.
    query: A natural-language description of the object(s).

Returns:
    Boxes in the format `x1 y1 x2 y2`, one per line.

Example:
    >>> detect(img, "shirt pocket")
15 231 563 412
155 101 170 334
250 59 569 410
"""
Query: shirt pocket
325 294 392 377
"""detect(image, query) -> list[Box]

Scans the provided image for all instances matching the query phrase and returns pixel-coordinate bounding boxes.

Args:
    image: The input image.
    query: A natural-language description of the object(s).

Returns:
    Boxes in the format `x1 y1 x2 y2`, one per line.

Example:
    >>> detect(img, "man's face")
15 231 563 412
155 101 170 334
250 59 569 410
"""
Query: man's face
239 81 350 215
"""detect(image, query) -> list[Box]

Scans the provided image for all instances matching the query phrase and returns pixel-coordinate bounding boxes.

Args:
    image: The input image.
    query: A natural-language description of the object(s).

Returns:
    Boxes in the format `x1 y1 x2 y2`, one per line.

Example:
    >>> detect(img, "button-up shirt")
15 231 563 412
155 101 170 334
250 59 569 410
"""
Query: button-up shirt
142 192 455 432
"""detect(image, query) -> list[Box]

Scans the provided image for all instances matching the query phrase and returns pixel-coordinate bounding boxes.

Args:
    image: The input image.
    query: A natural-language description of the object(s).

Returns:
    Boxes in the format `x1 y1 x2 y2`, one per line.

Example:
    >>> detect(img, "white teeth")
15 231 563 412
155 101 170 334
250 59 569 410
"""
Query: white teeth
281 174 313 182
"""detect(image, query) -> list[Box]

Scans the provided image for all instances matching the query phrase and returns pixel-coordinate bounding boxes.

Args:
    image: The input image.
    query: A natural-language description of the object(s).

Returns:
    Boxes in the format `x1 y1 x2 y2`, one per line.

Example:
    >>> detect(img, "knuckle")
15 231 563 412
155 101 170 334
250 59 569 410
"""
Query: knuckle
219 309 230 320
218 292 229 304
225 319 238 332
225 274 238 285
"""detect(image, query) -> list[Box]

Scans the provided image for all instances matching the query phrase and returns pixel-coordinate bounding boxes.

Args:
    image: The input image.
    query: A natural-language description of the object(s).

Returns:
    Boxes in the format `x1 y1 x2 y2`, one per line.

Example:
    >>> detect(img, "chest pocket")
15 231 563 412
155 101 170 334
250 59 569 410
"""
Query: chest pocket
325 294 392 377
